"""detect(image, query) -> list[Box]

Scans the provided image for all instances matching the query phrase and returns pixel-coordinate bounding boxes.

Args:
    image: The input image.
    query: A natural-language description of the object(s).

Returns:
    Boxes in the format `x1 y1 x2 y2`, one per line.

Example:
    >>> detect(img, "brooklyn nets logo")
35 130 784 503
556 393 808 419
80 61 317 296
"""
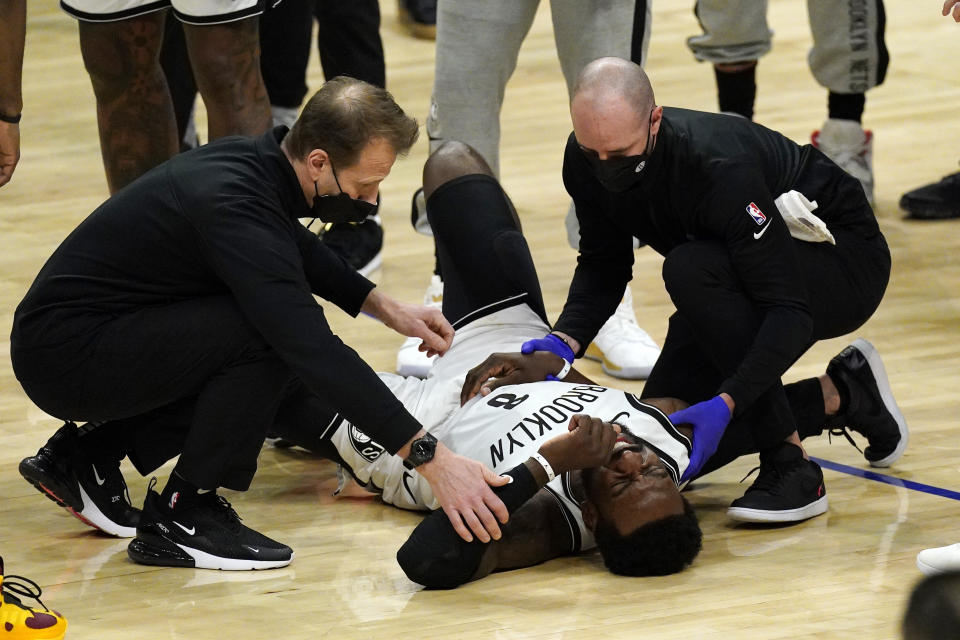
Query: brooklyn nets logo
349 425 385 462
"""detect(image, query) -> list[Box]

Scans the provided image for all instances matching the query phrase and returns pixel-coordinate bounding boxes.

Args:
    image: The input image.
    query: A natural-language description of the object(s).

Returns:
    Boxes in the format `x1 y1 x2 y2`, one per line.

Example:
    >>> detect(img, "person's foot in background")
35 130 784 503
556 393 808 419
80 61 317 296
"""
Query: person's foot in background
398 0 436 40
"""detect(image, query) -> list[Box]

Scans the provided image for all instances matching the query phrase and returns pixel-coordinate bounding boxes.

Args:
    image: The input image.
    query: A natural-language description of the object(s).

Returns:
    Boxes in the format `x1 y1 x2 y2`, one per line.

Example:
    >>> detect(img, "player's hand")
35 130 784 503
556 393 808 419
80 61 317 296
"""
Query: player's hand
670 395 733 482
0 121 20 188
538 415 620 474
417 443 511 543
944 0 960 21
460 351 565 405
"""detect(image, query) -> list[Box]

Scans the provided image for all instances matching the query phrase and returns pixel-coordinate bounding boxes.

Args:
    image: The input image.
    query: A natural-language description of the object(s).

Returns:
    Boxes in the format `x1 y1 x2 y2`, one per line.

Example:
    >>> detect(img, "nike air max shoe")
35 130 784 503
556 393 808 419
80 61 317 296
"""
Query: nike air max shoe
20 422 140 537
127 482 293 570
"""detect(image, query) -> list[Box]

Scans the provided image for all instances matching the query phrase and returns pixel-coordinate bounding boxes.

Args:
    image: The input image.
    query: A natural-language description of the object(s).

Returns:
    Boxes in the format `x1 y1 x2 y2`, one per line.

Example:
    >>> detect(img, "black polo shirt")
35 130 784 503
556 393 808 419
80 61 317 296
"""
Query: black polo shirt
556 107 880 409
12 127 421 453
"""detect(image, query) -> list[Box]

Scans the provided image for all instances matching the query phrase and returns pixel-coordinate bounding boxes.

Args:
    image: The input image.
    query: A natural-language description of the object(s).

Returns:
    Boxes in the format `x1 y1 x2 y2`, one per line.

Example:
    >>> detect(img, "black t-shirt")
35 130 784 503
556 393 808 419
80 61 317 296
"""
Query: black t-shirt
556 107 880 410
12 127 421 453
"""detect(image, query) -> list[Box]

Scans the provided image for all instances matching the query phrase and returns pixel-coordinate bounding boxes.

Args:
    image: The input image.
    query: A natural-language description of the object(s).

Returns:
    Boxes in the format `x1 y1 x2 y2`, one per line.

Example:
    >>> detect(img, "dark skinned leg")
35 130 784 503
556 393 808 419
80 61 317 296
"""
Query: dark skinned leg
183 16 271 140
79 11 178 194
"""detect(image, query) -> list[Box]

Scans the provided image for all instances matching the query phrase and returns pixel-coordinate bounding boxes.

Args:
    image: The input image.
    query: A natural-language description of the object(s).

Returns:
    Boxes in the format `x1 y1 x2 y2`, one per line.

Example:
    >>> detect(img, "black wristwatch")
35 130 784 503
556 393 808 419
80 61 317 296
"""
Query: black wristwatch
403 432 438 469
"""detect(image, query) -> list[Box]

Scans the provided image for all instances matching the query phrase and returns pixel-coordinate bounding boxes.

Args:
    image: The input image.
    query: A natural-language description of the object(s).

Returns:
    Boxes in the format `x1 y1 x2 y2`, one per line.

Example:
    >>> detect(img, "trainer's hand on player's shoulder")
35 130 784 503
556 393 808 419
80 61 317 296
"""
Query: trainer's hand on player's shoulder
460 351 564 405
538 415 620 474
417 443 510 543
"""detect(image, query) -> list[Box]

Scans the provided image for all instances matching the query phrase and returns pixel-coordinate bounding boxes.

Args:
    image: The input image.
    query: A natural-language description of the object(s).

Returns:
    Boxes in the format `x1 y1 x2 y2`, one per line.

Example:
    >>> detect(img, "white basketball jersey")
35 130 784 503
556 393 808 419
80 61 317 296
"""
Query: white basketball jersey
328 380 691 553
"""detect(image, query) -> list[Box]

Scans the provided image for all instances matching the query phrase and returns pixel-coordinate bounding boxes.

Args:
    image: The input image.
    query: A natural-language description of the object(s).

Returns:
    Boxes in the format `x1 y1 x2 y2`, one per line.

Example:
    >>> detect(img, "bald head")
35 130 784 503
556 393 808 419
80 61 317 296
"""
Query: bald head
570 58 661 162
572 57 655 123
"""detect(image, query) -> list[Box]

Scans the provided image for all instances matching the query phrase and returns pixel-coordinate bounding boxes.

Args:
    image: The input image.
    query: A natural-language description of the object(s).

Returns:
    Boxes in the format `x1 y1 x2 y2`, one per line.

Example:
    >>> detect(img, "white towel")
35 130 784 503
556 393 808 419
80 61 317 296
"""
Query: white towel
774 190 836 245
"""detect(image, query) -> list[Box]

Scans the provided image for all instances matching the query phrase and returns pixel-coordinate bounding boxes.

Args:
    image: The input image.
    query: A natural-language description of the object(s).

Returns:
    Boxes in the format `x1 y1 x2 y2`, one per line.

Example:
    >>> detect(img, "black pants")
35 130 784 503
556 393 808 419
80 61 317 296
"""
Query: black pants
13 296 295 490
260 0 385 107
642 228 891 476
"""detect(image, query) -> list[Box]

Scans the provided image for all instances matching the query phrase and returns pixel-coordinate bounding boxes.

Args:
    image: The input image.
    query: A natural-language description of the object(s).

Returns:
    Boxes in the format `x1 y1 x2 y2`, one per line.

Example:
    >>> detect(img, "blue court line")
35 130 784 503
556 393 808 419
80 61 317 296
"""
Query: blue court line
811 456 960 502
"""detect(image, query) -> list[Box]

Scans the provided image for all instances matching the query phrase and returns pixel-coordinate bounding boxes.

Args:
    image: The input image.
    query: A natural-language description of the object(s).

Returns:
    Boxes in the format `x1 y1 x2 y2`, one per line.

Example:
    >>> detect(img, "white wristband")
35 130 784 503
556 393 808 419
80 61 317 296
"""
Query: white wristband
554 359 572 380
531 451 556 482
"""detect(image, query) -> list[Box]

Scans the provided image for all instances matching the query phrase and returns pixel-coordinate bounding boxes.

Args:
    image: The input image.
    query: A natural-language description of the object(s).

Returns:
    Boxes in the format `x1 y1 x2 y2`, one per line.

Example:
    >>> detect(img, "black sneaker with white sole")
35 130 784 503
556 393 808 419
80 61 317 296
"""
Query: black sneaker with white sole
19 422 140 537
319 214 383 277
127 485 293 570
727 443 828 523
899 171 960 220
826 338 908 467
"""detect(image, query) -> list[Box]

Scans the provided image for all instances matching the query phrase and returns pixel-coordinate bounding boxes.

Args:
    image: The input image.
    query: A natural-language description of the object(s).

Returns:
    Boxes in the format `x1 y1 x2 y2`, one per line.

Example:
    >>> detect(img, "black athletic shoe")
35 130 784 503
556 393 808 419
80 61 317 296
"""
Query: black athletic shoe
19 422 140 537
397 0 436 39
127 485 293 570
319 214 383 277
727 443 828 523
899 170 960 220
826 338 908 467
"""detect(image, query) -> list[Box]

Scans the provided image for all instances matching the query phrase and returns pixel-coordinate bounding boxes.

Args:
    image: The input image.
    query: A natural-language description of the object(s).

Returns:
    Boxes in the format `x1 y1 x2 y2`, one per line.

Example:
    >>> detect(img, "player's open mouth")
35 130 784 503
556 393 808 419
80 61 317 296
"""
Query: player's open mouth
612 439 640 455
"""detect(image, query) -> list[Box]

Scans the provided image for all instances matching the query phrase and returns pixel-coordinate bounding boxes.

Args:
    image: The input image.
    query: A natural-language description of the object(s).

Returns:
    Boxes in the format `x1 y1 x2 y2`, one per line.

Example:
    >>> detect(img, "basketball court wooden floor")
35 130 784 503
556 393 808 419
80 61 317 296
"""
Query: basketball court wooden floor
1 1 959 638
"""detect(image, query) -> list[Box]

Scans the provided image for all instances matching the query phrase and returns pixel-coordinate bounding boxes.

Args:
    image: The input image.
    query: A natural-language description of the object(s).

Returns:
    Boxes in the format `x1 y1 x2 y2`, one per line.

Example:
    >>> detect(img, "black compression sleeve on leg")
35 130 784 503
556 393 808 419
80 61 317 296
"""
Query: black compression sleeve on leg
396 461 540 589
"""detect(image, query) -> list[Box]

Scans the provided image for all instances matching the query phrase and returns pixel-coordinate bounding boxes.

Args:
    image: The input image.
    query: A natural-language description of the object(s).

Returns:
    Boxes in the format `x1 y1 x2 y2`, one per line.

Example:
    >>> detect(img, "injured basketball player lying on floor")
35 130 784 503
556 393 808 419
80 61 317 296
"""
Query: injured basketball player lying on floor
266 141 908 589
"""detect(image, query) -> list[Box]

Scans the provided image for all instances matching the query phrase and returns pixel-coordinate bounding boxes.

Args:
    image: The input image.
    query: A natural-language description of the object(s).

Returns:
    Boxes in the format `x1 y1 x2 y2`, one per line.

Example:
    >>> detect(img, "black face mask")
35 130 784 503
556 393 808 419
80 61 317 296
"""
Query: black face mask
584 111 656 193
311 160 378 224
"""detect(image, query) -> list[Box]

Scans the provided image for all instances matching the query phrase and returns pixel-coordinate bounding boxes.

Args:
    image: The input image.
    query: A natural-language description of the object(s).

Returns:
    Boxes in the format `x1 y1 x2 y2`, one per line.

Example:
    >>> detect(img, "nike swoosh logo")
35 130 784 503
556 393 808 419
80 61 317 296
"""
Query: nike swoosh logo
243 545 260 554
173 521 196 536
402 471 417 503
92 464 105 486
753 222 772 240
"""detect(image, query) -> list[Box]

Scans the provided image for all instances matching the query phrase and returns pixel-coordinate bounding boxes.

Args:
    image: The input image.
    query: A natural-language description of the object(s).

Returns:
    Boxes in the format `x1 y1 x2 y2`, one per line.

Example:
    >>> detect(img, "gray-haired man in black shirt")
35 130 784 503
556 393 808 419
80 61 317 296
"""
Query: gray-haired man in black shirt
13 77 510 571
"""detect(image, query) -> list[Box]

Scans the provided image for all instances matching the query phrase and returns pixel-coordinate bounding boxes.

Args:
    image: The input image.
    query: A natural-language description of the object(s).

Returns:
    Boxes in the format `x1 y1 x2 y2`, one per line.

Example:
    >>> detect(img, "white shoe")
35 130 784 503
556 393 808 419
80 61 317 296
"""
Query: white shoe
917 543 960 576
396 275 443 378
584 287 660 380
812 118 874 205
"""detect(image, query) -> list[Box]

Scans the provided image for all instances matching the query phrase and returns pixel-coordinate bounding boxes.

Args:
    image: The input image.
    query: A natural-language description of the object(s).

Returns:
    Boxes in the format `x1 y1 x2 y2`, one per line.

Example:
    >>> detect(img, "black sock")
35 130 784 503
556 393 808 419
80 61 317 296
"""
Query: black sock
715 64 756 121
827 92 865 123
76 422 126 467
159 470 209 511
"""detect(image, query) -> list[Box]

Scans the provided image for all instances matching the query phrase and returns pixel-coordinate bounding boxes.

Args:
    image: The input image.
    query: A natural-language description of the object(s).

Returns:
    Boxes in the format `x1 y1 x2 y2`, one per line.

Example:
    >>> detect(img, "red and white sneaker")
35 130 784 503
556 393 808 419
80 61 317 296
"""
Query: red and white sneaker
812 119 874 205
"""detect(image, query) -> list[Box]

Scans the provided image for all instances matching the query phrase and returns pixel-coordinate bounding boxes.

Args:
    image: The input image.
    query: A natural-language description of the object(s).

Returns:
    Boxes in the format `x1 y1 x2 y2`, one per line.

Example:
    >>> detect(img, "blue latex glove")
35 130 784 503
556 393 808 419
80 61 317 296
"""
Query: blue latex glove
669 395 732 482
521 334 575 382
521 333 574 362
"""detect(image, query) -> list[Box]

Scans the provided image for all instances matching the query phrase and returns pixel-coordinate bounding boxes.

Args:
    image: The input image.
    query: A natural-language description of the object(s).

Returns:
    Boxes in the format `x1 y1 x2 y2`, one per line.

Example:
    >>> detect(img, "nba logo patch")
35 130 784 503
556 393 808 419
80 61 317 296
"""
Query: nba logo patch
746 202 766 225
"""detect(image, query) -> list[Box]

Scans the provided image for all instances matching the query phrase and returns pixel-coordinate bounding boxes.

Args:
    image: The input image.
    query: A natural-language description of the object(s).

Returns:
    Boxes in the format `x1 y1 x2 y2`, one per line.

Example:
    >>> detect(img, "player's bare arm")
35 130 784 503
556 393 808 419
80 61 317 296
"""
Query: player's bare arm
397 430 511 544
460 351 597 405
398 415 619 588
